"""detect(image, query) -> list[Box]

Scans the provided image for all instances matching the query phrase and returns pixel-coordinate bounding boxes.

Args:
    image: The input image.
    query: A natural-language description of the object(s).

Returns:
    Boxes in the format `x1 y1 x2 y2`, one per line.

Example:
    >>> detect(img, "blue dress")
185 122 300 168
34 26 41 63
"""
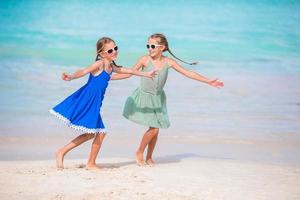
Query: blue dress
49 69 111 134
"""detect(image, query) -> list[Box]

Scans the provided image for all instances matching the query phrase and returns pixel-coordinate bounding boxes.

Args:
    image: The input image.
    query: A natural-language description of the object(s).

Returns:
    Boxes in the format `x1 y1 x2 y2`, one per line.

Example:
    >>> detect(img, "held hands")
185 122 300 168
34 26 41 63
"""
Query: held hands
208 79 224 88
62 72 73 81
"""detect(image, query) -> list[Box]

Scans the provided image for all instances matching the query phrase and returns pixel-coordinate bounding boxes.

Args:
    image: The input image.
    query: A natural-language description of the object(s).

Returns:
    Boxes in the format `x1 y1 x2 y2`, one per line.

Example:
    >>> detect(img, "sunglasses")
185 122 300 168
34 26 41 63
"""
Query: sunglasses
105 46 118 54
146 44 163 49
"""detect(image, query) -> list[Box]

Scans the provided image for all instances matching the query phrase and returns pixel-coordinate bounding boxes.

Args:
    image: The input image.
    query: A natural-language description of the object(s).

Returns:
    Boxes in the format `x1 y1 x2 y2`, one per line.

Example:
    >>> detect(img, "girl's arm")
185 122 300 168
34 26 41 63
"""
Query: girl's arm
168 58 224 88
110 72 132 80
111 56 154 79
62 61 102 81
113 66 156 78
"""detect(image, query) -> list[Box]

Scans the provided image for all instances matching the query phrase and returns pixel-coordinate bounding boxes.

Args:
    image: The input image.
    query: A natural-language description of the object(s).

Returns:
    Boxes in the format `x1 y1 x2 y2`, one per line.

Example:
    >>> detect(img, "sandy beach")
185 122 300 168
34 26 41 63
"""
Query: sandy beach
1 157 299 200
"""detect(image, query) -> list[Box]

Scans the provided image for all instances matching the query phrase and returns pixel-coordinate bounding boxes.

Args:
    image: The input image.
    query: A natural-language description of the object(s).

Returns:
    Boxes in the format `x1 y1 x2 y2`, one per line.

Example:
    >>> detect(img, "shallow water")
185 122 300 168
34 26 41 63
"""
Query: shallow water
0 1 300 164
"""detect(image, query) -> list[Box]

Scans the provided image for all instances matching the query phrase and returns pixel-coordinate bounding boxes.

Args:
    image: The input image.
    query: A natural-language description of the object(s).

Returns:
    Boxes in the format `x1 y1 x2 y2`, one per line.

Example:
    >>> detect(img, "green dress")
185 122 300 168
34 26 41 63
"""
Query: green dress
123 59 170 129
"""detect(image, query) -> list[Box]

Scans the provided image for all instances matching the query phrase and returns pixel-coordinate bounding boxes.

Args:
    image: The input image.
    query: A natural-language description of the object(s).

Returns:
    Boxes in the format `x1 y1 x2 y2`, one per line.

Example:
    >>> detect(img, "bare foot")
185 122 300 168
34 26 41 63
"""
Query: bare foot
146 158 155 167
86 164 103 171
136 151 146 167
55 150 64 169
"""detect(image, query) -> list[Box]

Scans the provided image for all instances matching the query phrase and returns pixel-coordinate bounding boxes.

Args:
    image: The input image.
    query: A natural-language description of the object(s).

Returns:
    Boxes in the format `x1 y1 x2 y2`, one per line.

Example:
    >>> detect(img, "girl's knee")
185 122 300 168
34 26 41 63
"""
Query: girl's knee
95 133 106 140
83 133 96 139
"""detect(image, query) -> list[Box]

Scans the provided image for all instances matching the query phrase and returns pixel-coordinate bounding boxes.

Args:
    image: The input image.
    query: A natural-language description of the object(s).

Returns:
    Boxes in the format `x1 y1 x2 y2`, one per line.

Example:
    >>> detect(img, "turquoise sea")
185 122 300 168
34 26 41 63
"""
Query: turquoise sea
0 0 300 164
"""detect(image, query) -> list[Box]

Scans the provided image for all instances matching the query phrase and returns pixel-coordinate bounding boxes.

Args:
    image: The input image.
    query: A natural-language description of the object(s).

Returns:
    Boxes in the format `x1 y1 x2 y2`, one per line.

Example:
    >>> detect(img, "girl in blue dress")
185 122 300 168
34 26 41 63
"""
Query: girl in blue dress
50 37 156 170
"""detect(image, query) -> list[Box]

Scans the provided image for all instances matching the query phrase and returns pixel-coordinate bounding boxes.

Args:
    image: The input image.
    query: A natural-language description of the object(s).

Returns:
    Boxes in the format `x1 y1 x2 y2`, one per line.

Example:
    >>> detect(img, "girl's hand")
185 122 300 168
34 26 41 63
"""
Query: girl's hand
62 72 72 81
146 70 157 78
208 79 224 88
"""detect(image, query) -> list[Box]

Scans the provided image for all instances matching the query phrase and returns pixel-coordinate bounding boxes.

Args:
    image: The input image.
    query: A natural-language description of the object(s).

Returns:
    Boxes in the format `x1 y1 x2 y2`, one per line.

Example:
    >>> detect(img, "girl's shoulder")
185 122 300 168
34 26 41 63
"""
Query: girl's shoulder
163 56 173 62
137 55 150 67
139 55 149 63
94 59 104 66
94 59 106 69
164 56 177 67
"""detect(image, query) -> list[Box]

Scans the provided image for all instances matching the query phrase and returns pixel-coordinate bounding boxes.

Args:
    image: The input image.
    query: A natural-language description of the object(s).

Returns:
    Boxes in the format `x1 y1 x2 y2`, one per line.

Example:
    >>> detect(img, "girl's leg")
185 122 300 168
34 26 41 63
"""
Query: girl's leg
136 127 157 166
146 128 159 166
56 133 95 169
86 133 106 170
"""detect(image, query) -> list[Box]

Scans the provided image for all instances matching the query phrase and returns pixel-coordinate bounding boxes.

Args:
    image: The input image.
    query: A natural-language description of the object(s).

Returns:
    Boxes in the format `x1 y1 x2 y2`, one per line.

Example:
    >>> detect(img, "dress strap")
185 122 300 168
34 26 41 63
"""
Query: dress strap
109 63 115 74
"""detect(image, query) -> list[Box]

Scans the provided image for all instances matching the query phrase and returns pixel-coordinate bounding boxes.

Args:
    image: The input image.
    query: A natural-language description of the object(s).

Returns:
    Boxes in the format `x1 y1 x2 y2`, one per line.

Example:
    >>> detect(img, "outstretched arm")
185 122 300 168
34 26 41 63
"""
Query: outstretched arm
110 72 132 80
168 58 224 88
62 61 102 81
113 65 156 78
111 56 151 80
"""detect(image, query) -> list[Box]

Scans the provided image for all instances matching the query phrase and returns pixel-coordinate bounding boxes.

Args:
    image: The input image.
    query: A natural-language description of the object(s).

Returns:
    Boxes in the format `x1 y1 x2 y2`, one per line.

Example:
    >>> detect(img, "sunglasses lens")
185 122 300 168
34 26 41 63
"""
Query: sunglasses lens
114 46 118 51
151 45 156 49
107 49 113 54
146 44 150 49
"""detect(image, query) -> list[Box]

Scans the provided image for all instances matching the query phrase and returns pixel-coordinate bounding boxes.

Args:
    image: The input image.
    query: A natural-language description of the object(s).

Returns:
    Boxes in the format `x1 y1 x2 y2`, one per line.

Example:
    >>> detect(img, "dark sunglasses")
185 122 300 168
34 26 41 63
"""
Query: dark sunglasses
105 46 118 54
146 44 163 49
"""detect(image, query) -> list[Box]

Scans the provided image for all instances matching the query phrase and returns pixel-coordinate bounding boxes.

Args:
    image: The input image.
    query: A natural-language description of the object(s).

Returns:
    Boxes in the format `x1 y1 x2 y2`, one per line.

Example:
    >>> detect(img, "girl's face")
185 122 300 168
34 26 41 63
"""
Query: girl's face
100 41 118 61
147 38 165 57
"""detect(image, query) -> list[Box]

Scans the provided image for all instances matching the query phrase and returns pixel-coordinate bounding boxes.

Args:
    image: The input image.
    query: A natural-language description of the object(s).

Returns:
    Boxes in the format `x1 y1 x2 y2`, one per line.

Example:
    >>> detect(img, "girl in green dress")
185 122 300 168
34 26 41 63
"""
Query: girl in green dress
111 33 224 166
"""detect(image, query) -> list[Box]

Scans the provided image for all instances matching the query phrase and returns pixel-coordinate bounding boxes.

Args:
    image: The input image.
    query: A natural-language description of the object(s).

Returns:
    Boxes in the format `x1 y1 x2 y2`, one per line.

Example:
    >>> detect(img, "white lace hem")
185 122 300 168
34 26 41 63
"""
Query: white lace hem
49 109 107 134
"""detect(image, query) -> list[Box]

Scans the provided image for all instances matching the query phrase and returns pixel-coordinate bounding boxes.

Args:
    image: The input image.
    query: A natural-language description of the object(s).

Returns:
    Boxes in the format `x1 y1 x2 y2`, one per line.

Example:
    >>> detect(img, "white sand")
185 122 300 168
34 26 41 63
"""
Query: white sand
0 157 299 200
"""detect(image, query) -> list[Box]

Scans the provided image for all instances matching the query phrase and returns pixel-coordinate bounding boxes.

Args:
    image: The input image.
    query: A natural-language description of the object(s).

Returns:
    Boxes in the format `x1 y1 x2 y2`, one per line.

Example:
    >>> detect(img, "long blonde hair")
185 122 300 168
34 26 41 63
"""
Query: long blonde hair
150 33 198 65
